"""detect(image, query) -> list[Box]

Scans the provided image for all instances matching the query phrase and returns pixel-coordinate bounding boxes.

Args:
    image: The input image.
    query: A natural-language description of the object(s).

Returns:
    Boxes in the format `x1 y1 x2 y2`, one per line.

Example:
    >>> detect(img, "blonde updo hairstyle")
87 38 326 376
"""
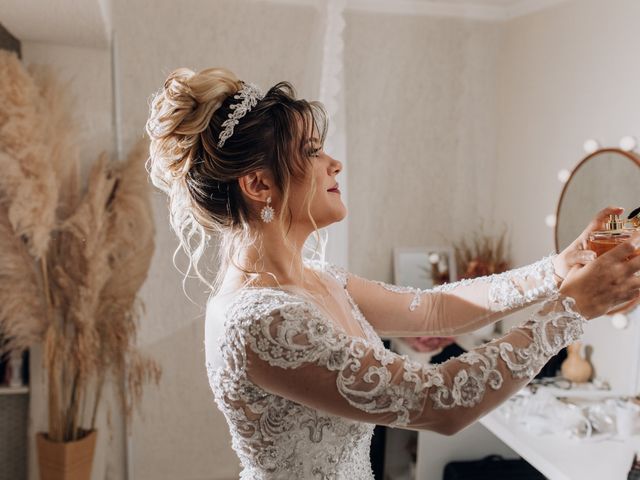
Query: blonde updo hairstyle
145 67 329 299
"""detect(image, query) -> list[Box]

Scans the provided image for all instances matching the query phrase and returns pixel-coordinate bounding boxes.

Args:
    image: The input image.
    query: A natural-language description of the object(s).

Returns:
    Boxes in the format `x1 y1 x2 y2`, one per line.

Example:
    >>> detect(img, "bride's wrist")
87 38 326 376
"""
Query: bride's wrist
551 254 567 288
552 268 565 287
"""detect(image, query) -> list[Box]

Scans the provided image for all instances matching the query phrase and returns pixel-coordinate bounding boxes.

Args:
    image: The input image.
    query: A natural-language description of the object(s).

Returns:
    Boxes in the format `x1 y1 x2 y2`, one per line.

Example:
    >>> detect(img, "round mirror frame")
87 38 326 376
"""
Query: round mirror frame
554 147 640 314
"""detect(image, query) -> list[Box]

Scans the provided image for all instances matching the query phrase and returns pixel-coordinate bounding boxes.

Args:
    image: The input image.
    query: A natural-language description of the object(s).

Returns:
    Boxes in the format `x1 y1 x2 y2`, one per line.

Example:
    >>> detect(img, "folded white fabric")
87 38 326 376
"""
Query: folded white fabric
501 389 593 439
500 389 640 441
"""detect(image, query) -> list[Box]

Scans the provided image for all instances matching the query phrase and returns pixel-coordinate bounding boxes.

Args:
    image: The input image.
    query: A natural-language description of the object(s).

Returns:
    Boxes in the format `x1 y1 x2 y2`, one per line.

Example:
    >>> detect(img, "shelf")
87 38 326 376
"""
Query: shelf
0 385 29 395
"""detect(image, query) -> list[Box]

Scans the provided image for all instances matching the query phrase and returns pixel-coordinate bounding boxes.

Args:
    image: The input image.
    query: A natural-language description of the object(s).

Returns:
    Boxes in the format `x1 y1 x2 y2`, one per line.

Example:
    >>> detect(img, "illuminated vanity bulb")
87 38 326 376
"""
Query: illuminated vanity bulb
610 313 629 330
428 252 440 264
619 136 637 152
557 169 571 183
583 139 600 154
545 214 556 228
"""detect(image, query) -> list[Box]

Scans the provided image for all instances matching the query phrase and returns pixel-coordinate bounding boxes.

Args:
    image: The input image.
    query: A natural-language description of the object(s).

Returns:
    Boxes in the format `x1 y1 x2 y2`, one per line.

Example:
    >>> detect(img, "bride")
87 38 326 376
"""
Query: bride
145 67 640 479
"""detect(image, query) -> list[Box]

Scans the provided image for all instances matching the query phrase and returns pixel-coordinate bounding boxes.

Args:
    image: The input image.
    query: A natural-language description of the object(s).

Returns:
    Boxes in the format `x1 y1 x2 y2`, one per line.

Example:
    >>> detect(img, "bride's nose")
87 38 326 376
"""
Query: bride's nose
329 156 342 174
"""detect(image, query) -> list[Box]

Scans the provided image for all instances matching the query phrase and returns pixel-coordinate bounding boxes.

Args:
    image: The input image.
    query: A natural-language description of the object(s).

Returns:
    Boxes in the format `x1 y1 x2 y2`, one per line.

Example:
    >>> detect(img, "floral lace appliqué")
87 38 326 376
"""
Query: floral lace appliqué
205 257 586 478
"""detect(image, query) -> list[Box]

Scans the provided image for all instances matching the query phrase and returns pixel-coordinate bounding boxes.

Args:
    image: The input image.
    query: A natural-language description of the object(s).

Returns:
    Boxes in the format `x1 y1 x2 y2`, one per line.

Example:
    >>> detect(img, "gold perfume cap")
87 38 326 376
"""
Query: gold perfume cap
605 214 624 231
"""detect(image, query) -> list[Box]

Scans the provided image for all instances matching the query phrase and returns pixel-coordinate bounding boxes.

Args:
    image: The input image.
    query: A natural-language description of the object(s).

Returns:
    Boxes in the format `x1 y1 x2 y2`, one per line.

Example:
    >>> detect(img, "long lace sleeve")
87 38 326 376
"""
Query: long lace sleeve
325 254 561 337
229 290 586 436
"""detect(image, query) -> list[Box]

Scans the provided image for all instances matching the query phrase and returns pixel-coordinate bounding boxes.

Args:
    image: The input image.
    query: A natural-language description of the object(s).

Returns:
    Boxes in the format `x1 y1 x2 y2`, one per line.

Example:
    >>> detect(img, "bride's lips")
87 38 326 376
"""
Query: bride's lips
328 183 340 194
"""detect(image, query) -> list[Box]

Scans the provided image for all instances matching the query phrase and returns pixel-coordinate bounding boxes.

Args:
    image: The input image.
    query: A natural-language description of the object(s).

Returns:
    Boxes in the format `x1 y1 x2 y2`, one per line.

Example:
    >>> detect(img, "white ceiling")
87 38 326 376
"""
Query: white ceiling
0 0 568 48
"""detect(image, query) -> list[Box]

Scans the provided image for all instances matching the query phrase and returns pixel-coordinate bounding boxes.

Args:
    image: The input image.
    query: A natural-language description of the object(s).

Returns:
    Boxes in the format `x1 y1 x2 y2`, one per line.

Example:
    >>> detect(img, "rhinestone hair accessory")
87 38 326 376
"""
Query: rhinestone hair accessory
217 82 265 148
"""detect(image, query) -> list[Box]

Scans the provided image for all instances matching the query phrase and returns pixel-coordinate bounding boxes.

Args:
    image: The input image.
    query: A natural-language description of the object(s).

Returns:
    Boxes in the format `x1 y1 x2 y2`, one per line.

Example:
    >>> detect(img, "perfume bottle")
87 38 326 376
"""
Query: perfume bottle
587 206 640 256
587 206 640 314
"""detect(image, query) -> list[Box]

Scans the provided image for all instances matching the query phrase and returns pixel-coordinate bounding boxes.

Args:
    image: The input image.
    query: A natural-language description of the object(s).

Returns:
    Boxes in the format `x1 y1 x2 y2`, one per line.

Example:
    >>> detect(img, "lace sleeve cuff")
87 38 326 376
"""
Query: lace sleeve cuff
486 253 560 311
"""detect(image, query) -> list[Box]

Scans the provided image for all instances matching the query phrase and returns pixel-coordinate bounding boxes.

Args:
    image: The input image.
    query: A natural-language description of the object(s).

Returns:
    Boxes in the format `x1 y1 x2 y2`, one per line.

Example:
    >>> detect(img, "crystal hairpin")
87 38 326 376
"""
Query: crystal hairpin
217 82 265 148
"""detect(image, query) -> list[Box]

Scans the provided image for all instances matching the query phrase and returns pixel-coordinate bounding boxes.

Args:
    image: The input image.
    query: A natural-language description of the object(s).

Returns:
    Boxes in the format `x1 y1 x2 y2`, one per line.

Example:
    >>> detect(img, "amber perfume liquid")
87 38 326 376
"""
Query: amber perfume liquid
587 232 633 256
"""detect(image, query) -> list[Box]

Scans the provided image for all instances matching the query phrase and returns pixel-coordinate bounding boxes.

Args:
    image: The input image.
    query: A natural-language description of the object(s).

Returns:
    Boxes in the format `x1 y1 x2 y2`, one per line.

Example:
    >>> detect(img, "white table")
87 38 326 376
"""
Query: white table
478 397 640 480
391 331 640 480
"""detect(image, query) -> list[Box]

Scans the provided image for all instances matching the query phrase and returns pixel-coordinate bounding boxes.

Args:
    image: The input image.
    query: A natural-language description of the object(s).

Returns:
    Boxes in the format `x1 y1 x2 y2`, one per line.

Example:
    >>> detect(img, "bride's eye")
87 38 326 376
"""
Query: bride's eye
308 147 321 157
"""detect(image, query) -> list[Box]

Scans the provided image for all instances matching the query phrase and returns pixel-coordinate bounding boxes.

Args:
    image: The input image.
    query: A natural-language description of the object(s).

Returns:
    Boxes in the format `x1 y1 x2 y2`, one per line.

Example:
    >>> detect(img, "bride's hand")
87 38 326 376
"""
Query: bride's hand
553 206 625 283
559 232 640 319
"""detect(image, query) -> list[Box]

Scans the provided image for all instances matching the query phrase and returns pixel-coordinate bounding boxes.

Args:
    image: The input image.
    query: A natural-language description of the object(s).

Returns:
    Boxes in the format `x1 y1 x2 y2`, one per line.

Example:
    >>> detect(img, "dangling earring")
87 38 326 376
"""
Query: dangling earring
260 196 275 223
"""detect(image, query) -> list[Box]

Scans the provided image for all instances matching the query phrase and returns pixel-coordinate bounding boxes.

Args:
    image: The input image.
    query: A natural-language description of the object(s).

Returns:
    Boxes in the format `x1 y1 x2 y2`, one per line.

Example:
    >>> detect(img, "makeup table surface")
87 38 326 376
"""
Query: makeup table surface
478 390 640 480
392 336 640 479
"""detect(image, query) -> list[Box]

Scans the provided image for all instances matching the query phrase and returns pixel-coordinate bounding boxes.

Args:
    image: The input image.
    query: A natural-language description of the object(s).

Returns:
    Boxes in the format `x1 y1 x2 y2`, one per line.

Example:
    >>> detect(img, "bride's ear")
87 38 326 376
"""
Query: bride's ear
238 169 274 203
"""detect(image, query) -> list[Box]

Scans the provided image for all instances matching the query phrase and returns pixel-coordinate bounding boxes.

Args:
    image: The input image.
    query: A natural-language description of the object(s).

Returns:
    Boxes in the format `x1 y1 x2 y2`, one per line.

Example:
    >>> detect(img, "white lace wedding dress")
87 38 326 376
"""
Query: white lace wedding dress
204 255 587 479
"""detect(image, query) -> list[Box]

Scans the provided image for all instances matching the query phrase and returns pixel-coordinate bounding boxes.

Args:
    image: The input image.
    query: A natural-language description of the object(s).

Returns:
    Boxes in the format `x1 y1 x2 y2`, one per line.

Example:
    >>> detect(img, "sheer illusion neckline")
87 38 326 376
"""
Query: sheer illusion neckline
233 283 371 342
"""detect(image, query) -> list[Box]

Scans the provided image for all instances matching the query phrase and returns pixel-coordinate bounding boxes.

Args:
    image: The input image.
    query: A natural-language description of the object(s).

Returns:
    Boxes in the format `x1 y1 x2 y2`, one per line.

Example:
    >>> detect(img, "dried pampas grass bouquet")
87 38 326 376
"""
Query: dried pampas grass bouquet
0 50 160 442
452 224 511 280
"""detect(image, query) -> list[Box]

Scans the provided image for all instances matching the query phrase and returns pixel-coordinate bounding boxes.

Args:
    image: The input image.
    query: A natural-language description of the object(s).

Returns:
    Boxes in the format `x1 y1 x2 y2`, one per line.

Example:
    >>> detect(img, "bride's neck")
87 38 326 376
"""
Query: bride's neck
232 246 307 288
224 224 320 289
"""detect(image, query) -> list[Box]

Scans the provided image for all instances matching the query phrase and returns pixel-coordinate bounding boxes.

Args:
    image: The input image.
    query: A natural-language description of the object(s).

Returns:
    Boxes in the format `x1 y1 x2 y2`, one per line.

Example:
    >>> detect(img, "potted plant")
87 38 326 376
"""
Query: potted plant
0 50 161 480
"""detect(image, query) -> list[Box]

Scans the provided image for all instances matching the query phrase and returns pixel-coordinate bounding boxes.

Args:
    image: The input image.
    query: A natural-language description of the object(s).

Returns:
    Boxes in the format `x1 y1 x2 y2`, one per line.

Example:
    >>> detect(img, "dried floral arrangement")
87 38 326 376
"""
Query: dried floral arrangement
452 224 512 279
0 50 161 442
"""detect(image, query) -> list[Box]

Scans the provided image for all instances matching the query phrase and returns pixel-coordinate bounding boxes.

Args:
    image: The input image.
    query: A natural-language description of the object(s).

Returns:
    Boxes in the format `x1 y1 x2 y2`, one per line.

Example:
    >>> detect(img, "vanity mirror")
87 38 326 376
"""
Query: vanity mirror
555 147 640 314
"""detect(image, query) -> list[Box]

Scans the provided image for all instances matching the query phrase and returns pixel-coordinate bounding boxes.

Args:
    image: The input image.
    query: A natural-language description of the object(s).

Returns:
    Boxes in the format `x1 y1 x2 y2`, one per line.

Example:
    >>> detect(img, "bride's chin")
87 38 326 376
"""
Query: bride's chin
328 211 347 226
307 206 348 229
315 213 346 229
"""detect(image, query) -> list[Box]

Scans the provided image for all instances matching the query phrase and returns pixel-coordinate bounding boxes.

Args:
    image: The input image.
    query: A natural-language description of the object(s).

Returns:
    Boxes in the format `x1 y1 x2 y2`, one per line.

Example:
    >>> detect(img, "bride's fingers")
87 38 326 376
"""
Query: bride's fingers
566 249 597 267
606 234 640 262
624 275 640 292
584 206 625 236
600 205 624 214
618 287 640 303
573 207 624 250
625 254 640 275
594 206 625 225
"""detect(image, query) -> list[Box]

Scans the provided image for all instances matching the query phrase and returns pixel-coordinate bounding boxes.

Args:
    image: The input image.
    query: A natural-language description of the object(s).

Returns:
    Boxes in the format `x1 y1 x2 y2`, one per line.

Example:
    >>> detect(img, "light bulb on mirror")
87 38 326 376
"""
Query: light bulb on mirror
610 313 629 330
557 169 571 183
545 214 556 228
583 139 600 154
619 136 637 152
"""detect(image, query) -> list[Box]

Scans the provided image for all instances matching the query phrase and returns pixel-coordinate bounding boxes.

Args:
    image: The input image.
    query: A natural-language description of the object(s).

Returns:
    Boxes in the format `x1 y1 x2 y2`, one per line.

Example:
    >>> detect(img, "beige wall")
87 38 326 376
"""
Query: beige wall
344 11 503 282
